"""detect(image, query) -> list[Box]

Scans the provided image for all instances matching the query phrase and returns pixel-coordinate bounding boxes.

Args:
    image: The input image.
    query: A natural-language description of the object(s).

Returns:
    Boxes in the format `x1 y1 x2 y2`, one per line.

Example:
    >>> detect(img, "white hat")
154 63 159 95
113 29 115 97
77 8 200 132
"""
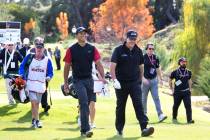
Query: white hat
4 40 14 45
23 38 30 45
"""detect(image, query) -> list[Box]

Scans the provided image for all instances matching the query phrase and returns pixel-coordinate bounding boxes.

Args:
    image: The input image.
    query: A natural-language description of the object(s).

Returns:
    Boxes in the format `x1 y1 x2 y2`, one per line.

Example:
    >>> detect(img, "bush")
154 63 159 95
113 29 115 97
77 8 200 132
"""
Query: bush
195 56 210 98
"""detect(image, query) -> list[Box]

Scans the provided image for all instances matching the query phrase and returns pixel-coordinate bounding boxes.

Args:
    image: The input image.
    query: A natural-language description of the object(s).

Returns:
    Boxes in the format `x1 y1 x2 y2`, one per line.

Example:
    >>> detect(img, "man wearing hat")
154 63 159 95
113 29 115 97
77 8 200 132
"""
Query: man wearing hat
169 57 194 124
63 27 106 138
0 40 23 105
19 37 31 58
19 37 53 128
110 30 154 137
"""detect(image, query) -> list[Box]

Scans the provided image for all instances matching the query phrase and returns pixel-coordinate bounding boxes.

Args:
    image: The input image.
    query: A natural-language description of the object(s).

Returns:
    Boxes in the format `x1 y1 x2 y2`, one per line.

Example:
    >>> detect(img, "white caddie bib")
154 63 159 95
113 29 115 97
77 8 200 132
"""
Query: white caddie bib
27 57 48 93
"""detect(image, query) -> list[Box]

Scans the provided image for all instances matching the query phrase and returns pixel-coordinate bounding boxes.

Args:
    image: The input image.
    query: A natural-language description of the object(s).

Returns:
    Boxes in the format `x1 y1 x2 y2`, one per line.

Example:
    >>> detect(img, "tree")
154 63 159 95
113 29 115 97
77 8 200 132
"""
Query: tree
173 0 210 79
90 0 155 43
153 0 183 30
24 18 36 33
41 0 105 42
56 12 69 40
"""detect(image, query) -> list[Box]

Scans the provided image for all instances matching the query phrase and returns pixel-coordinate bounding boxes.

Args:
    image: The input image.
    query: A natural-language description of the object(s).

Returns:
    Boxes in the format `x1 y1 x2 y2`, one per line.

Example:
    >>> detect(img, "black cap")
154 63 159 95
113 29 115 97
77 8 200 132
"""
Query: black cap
76 27 87 34
178 57 187 65
126 30 138 39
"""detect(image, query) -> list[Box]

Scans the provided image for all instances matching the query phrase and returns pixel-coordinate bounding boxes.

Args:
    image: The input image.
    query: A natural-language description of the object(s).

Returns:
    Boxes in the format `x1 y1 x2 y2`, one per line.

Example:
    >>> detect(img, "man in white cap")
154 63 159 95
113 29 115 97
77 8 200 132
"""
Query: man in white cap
0 40 23 105
19 38 31 58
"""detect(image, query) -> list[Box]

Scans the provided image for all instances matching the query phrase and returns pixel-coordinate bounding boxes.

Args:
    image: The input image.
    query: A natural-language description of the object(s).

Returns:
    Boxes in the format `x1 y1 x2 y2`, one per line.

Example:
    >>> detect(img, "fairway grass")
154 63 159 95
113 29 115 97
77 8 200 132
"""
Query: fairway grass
0 88 210 140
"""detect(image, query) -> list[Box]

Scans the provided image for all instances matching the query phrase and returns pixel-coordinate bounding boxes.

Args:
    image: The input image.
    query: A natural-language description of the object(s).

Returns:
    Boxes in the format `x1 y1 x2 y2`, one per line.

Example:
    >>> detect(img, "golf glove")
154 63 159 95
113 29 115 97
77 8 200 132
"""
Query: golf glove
46 76 51 82
113 79 121 89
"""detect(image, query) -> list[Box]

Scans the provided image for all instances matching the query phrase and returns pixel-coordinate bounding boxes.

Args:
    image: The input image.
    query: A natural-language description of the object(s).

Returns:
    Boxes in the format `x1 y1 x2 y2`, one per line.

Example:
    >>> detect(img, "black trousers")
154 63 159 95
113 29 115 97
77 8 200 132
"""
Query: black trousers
115 81 148 132
173 90 192 122
55 57 61 70
41 81 49 108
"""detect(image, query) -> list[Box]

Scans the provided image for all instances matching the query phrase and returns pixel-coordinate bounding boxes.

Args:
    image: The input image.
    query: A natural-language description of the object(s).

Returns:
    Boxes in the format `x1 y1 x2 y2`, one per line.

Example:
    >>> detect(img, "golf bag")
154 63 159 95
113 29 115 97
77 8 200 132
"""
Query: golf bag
61 76 78 99
7 74 30 103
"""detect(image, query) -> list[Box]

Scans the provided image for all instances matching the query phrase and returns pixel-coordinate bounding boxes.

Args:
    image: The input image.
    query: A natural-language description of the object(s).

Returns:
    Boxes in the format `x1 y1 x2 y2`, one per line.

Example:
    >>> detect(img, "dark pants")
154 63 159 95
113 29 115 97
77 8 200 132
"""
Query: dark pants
0 65 3 76
173 90 192 122
55 57 61 70
115 81 148 132
41 81 49 108
73 78 94 133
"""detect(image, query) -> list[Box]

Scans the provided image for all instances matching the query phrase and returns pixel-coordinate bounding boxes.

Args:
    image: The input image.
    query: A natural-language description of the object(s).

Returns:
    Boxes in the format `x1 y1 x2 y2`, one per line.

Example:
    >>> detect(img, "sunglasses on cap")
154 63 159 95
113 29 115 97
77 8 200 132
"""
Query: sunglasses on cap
148 48 154 50
35 43 44 48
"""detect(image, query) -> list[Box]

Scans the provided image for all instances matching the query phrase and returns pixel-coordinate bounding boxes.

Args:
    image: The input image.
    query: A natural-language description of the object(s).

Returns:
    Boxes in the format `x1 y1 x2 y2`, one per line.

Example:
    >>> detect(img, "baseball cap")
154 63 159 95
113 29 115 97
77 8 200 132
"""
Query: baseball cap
34 37 44 48
126 30 138 40
4 40 14 45
76 27 87 34
178 57 187 65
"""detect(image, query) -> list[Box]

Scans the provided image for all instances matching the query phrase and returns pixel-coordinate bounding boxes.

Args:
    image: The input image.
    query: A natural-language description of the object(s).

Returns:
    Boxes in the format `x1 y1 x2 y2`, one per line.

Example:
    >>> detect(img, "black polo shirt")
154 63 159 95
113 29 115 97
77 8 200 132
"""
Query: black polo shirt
63 42 100 79
19 45 31 58
0 48 23 74
111 42 144 83
170 68 192 92
143 54 160 79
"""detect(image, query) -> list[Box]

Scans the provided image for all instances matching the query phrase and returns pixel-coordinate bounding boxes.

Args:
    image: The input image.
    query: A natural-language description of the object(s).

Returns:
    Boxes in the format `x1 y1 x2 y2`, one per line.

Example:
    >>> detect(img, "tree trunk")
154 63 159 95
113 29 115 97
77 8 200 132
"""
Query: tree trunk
70 0 83 26
166 0 177 24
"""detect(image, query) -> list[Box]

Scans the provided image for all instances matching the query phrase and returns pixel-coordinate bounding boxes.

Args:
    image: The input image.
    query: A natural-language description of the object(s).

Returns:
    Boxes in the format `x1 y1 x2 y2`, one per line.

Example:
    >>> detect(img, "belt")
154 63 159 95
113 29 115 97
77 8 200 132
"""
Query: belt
179 88 190 92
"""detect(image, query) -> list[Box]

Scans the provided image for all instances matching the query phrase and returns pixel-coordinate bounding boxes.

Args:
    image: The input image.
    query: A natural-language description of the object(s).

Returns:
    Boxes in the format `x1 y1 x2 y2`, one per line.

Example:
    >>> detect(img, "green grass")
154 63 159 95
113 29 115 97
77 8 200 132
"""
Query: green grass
0 87 210 140
0 43 210 139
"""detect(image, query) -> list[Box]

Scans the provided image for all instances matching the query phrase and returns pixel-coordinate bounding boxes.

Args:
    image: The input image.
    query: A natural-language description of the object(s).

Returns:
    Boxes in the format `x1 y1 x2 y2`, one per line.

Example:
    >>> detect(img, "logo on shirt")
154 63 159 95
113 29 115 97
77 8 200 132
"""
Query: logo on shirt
31 66 44 73
121 54 128 57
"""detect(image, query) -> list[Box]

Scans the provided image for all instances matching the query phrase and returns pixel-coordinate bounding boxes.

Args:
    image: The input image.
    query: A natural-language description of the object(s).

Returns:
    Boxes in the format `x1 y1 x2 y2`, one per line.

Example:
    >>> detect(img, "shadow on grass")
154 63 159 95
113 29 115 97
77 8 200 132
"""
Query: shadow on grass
40 111 50 119
107 135 141 140
16 110 31 123
2 127 35 131
62 136 85 140
0 104 18 117
57 127 80 132
148 119 187 125
63 121 77 125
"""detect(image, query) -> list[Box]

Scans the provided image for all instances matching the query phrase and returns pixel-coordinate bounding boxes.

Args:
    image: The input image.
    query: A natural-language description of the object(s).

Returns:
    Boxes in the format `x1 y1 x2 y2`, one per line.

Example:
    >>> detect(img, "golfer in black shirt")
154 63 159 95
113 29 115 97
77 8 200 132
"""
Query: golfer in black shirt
110 30 154 137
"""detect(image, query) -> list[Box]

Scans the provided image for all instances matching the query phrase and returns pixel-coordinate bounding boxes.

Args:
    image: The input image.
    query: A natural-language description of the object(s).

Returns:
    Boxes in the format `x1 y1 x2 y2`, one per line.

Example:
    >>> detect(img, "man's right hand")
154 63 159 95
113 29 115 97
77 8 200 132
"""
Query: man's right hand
113 79 121 89
64 83 70 93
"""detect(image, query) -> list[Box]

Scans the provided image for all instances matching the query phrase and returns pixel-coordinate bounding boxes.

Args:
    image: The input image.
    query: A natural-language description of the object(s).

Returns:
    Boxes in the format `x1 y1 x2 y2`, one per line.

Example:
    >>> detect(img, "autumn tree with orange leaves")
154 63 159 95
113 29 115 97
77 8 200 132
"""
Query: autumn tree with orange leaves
24 18 36 33
56 12 69 40
90 0 155 43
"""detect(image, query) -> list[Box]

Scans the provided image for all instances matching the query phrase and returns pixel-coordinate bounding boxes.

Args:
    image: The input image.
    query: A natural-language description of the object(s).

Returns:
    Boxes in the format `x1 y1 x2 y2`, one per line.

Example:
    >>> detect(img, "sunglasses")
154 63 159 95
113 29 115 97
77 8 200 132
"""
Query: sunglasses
7 44 14 46
128 38 137 41
148 48 154 50
35 43 44 48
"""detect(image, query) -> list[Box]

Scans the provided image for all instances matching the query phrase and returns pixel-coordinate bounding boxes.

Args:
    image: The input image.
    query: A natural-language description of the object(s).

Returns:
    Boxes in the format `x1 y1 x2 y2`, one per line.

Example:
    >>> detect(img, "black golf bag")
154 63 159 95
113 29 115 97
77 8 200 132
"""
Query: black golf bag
61 76 78 99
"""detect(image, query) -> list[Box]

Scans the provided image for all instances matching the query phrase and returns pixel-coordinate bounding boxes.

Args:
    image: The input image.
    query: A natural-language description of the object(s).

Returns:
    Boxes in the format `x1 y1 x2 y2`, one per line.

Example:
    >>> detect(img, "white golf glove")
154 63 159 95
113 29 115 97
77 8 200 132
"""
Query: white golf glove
46 76 51 82
113 79 121 89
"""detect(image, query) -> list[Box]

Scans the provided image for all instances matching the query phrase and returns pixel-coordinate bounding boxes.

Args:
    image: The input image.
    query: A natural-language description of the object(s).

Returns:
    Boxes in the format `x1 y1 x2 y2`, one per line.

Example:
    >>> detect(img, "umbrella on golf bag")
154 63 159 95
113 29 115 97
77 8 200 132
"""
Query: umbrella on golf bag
61 76 78 99
7 74 30 104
